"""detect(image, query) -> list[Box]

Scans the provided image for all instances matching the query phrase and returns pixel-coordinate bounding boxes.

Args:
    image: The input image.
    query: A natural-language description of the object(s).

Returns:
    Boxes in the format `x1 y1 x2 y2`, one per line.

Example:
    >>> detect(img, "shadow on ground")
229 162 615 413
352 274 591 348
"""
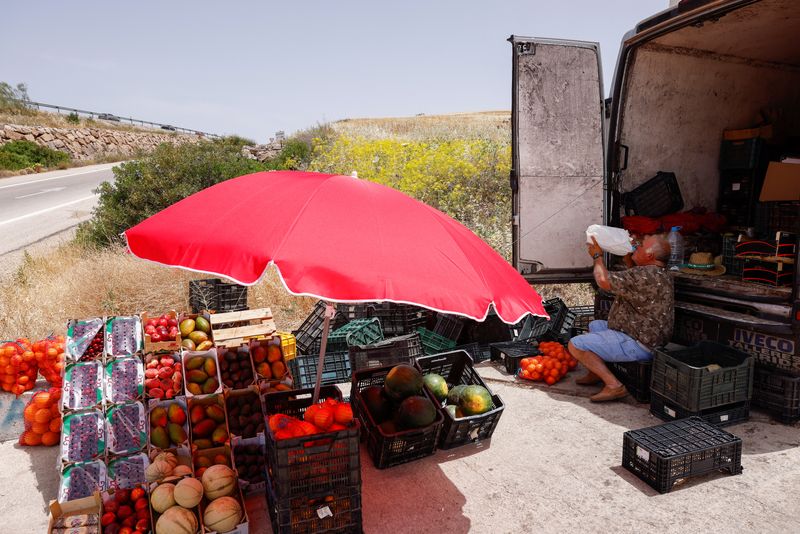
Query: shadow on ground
477 360 800 457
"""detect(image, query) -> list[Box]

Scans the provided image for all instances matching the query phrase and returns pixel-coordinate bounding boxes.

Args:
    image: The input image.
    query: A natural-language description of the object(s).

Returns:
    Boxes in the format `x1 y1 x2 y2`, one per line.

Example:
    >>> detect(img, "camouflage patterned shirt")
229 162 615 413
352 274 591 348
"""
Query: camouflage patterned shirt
607 265 674 350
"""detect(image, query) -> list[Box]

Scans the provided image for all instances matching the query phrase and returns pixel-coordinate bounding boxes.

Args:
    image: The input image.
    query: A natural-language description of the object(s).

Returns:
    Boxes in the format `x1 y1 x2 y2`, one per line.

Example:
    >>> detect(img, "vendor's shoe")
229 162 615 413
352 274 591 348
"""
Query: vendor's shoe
589 384 628 403
575 372 602 386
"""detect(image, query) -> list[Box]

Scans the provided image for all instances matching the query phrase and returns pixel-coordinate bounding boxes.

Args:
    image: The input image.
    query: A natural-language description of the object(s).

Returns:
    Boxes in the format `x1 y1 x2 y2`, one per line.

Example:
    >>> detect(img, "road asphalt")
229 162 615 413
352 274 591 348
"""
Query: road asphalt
0 163 118 263
1 363 797 534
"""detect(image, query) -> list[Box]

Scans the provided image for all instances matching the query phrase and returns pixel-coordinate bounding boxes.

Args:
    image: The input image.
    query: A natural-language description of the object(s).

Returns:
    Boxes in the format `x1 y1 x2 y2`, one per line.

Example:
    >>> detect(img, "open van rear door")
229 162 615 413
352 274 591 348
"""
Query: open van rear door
510 36 605 282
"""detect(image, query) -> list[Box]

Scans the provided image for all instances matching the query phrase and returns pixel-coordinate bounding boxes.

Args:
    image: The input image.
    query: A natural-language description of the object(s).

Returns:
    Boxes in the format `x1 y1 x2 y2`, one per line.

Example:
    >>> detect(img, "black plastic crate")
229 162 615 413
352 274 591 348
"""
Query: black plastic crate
262 386 361 499
516 298 570 342
569 305 595 336
293 301 349 354
489 340 540 375
351 364 444 469
189 278 248 313
719 137 762 170
622 417 743 494
608 360 652 403
650 342 753 412
721 235 745 277
454 342 491 363
752 365 800 423
432 313 465 342
288 351 352 388
622 171 684 218
417 327 457 355
756 201 800 234
415 350 504 449
650 391 750 427
337 302 427 336
348 333 423 373
266 479 362 534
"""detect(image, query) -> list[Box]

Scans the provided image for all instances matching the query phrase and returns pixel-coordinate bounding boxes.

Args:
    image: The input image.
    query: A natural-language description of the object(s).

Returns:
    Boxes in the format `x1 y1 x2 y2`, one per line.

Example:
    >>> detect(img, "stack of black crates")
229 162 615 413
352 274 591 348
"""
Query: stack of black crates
263 386 362 533
649 341 753 427
717 137 767 228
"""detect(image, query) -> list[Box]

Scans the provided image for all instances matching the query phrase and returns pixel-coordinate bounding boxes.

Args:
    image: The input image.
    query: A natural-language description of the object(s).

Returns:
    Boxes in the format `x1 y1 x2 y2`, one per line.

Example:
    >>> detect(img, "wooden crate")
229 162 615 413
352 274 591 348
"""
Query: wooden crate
211 308 277 347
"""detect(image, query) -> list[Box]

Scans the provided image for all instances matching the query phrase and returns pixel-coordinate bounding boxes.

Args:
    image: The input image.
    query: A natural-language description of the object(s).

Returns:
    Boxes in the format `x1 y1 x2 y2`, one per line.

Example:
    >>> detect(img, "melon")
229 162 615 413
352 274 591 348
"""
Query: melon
172 464 193 477
174 477 204 508
146 458 175 482
384 364 423 401
155 451 179 468
150 482 177 513
202 464 236 500
459 385 493 416
203 495 243 533
423 373 448 402
397 395 437 429
156 505 197 534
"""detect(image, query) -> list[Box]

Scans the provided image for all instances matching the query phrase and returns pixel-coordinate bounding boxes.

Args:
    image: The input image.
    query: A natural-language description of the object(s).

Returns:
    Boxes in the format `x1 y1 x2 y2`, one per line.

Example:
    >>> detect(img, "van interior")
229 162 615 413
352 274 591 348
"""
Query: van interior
612 0 799 307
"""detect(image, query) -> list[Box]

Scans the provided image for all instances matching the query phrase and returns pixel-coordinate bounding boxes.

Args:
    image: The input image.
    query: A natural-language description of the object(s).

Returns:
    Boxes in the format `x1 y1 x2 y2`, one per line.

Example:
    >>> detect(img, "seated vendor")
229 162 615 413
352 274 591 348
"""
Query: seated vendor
568 234 674 402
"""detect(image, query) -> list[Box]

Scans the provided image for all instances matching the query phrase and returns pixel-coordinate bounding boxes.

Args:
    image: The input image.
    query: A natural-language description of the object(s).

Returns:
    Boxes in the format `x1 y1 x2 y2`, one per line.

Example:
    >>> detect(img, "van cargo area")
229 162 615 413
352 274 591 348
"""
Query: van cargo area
510 0 799 380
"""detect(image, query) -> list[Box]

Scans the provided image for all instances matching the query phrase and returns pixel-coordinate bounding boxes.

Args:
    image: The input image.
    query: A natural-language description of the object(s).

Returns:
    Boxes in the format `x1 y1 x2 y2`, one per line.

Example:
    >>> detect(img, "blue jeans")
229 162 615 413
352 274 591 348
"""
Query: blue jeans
570 320 652 362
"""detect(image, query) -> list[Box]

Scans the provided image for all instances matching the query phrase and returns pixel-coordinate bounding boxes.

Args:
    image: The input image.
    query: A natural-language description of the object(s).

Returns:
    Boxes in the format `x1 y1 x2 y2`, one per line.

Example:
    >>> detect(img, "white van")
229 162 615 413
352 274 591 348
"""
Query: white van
510 0 798 372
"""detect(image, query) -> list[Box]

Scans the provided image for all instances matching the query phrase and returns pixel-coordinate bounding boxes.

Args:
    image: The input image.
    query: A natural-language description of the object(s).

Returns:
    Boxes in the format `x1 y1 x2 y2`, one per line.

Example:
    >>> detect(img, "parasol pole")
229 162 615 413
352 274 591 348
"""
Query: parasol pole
312 302 336 404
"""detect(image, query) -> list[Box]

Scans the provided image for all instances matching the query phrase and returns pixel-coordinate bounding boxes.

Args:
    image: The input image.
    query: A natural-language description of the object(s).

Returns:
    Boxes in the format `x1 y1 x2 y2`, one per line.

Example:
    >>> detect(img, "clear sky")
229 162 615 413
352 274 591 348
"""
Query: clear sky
4 1 667 142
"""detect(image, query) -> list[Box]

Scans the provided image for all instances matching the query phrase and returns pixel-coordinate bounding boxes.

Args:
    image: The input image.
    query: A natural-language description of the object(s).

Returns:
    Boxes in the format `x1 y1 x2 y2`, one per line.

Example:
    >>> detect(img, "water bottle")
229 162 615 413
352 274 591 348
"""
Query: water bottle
667 226 684 271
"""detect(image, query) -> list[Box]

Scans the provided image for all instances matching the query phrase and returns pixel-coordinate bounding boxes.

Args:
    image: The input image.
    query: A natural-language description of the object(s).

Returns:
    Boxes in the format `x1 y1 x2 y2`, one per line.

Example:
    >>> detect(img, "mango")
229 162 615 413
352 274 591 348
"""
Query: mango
193 419 216 438
151 406 168 427
205 404 226 423
256 362 272 380
188 370 208 384
185 357 204 370
190 404 206 424
271 361 286 378
179 318 196 337
167 422 187 445
186 383 202 395
213 454 229 466
196 341 214 351
167 403 186 425
202 378 219 394
195 316 211 334
150 426 169 449
211 426 228 445
196 456 212 468
203 358 216 377
194 438 213 450
188 331 209 345
181 338 196 351
267 345 282 363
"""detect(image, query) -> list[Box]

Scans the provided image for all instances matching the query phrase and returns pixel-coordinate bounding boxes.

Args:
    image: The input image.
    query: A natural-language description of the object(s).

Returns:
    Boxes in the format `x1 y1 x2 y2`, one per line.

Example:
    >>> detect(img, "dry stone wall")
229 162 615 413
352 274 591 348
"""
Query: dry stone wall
0 123 199 160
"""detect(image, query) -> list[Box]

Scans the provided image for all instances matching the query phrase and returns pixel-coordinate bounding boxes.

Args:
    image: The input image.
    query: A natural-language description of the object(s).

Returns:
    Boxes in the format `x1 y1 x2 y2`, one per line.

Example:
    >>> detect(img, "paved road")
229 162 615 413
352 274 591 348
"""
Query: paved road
0 163 118 258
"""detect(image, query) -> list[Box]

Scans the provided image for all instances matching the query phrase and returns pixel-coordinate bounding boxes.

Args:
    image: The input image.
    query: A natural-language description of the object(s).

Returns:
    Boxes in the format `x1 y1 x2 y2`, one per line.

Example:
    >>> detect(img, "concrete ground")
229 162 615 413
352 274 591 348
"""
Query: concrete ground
2 362 798 534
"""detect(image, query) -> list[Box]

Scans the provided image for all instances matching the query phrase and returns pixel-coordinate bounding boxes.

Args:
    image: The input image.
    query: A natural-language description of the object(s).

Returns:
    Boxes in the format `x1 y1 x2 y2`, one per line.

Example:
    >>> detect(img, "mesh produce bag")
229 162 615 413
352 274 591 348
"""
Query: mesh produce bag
19 387 62 447
1 339 38 395
34 335 66 387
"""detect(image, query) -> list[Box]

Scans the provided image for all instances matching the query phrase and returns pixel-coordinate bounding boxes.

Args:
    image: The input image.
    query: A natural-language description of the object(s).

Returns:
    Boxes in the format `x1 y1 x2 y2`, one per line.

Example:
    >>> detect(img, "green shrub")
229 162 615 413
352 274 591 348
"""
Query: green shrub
309 135 512 257
0 140 70 170
76 139 268 247
66 112 80 124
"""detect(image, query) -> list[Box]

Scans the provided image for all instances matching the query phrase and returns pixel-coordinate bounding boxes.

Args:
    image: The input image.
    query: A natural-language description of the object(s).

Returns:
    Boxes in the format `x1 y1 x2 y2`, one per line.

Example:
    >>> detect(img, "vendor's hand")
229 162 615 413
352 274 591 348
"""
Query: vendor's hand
587 236 602 258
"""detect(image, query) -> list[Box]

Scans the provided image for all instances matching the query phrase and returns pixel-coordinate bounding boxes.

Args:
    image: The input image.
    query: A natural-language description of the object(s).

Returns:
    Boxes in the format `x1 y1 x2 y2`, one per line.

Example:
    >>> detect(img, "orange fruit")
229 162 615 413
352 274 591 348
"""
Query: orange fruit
34 408 52 423
49 417 61 433
520 358 531 369
531 371 542 381
23 431 42 446
526 364 535 374
304 404 320 423
50 404 60 418
33 392 51 408
545 376 556 385
41 431 59 447
519 370 530 379
298 421 318 436
334 403 353 425
31 422 50 434
314 407 333 430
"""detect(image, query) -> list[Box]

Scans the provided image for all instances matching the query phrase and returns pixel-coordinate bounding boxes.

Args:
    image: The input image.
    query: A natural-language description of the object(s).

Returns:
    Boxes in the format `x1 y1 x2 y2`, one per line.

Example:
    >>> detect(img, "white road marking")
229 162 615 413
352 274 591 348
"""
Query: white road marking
0 194 98 227
14 187 67 199
0 166 115 190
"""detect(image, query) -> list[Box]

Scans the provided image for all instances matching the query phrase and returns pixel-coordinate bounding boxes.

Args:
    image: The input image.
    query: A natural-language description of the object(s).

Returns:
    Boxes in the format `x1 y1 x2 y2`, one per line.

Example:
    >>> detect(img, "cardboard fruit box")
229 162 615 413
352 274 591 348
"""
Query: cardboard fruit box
199 480 250 534
250 334 294 387
178 310 215 351
147 396 191 453
47 491 103 533
187 394 230 453
142 310 183 353
182 349 223 397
